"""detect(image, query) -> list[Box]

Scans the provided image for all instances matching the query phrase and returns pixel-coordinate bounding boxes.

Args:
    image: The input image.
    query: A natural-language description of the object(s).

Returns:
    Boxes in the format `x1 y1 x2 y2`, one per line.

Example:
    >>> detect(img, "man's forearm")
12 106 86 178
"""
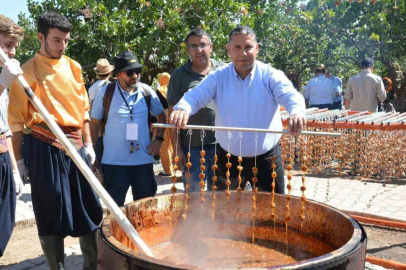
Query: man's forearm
89 118 101 149
168 106 182 151
344 99 351 110
11 131 24 161
82 121 92 143
155 112 166 137
0 85 6 96
6 136 18 171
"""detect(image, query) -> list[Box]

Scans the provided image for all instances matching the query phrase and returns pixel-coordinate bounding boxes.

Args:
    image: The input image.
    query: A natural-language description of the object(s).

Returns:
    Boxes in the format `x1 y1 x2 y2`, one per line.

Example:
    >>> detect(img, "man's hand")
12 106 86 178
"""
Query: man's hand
0 59 23 88
12 171 24 199
169 109 190 128
147 140 162 156
288 114 306 134
172 149 187 172
16 159 28 181
84 142 96 165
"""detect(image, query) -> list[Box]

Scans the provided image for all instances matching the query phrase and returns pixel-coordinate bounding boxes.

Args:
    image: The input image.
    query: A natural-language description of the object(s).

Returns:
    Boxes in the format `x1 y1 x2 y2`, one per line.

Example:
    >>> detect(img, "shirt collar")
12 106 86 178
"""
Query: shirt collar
184 58 218 74
117 81 138 96
232 60 257 81
35 52 63 66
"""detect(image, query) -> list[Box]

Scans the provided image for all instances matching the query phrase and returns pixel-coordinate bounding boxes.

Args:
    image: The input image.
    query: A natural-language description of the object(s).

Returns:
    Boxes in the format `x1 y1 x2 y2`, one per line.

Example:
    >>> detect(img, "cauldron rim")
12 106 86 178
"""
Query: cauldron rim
100 192 362 269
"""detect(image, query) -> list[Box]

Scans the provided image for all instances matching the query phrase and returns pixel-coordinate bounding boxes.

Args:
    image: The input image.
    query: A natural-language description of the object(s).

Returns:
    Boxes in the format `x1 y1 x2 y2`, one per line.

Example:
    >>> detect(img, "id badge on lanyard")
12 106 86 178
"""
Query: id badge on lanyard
126 123 138 141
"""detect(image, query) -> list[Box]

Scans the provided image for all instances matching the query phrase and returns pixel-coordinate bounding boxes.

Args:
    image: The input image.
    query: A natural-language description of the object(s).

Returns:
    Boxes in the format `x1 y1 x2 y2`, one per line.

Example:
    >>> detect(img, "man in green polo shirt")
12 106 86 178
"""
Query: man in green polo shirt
167 28 225 192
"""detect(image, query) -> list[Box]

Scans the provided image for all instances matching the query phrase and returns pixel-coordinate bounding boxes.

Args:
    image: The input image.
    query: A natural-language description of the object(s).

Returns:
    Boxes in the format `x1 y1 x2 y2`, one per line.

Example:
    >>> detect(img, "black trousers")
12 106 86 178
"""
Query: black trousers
310 103 332 110
215 143 285 194
29 136 103 237
0 152 15 257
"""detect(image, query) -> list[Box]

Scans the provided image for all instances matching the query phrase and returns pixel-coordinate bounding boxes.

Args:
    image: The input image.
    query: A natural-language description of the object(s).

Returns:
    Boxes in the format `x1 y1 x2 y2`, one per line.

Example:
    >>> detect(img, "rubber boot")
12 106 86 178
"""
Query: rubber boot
39 235 65 270
79 229 98 270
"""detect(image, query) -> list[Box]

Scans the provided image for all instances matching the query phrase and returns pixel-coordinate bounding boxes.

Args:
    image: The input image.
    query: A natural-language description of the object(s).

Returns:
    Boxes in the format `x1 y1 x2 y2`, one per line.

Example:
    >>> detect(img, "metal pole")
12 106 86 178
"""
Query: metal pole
0 48 154 257
153 124 342 137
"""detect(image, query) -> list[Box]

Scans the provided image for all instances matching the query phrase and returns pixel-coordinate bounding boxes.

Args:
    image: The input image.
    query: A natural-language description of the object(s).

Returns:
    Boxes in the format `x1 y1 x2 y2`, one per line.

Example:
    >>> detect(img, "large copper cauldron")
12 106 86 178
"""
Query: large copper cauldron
98 192 367 269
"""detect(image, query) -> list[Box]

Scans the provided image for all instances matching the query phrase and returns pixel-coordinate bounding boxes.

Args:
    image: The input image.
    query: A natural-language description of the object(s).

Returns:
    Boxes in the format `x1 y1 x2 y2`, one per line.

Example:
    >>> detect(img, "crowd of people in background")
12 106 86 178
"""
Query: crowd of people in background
0 9 395 270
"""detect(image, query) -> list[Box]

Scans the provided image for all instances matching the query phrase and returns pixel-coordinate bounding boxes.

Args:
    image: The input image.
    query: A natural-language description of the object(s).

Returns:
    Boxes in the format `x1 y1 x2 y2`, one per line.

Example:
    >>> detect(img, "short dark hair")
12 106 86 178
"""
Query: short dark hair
361 57 374 68
38 12 72 37
314 64 326 74
229 25 257 43
185 28 211 46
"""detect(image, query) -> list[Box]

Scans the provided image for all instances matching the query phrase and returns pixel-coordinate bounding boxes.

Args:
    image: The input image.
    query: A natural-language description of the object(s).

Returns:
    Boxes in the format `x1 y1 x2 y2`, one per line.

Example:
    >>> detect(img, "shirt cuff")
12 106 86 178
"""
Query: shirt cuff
173 103 191 114
9 123 24 133
84 111 90 121
5 130 12 137
290 107 305 117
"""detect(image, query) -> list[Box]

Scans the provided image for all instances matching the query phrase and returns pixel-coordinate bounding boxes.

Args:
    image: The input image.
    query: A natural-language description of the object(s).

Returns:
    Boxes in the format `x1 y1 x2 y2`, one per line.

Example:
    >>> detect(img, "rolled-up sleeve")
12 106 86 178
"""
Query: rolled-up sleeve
344 80 353 100
376 78 387 102
91 86 106 120
304 83 310 101
269 69 306 116
148 86 164 116
174 73 217 115
8 79 29 132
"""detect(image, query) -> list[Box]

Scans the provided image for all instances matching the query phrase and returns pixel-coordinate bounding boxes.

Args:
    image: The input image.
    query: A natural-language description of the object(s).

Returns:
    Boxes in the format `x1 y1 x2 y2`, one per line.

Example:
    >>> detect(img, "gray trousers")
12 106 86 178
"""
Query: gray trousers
39 229 98 270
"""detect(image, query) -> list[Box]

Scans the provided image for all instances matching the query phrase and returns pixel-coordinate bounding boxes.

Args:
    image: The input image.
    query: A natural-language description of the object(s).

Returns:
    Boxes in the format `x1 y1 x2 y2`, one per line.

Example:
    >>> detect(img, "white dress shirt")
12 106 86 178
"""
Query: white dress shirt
174 60 305 157
304 75 335 106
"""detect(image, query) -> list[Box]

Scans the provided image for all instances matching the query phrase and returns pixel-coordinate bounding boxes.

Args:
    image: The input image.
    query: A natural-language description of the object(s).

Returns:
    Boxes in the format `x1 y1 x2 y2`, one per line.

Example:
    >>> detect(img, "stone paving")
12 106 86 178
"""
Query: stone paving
1 163 403 270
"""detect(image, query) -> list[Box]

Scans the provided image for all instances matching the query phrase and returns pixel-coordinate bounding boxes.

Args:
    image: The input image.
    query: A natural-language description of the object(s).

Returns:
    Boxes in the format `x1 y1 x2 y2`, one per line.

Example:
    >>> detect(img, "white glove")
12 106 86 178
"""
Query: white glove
0 59 23 88
12 170 24 199
84 142 96 165
17 159 28 181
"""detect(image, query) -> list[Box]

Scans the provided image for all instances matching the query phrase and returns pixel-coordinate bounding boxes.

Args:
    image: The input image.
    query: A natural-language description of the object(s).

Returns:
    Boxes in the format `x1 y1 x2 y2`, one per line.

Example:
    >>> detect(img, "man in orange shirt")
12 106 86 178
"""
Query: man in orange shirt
8 12 102 270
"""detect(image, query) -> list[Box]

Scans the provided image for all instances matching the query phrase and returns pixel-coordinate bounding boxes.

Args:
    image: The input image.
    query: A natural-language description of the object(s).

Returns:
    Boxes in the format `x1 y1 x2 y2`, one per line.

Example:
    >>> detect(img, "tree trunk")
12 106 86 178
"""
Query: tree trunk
376 53 405 112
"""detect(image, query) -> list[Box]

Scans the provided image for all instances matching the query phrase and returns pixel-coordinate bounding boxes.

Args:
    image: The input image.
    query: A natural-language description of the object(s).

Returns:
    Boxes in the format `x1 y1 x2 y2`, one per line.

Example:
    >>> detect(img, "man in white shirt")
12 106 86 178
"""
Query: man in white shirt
344 58 387 112
326 69 343 110
0 13 24 257
88 58 113 105
170 26 306 194
304 65 335 109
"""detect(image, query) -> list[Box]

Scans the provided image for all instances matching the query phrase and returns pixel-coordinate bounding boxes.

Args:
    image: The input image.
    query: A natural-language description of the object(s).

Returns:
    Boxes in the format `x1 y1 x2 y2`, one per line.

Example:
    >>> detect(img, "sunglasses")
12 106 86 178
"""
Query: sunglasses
125 68 142 77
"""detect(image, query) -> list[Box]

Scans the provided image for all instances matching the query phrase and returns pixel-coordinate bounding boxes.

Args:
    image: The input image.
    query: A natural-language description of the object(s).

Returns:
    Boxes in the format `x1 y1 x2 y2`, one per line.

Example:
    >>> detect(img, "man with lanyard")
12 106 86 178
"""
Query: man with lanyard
167 28 225 192
0 13 25 258
8 12 102 269
90 51 165 207
304 65 335 110
170 26 306 194
326 69 343 110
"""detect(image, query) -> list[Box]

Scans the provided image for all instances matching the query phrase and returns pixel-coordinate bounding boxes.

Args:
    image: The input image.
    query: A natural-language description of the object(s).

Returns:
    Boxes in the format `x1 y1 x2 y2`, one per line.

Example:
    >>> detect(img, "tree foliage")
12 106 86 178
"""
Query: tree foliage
15 0 406 110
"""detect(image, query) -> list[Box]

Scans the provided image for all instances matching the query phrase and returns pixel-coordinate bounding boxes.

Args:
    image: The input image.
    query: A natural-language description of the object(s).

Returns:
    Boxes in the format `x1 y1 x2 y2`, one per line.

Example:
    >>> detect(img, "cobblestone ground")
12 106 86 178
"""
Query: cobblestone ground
1 163 402 270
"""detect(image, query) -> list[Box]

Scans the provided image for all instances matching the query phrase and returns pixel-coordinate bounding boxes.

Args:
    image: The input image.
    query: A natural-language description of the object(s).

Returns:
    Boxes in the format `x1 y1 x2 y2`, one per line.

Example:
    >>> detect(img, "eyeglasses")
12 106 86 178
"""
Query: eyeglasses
188 43 211 51
125 68 142 77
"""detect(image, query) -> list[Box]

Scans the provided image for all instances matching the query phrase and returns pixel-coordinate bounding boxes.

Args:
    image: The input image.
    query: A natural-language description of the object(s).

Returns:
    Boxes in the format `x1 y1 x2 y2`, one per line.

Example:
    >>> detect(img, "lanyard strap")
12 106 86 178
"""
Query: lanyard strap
117 82 137 121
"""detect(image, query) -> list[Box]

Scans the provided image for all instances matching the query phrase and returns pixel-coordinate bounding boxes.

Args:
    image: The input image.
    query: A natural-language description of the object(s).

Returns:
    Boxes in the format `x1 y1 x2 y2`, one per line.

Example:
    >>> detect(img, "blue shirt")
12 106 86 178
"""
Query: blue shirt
331 75 343 102
174 60 305 157
91 82 163 165
304 75 335 105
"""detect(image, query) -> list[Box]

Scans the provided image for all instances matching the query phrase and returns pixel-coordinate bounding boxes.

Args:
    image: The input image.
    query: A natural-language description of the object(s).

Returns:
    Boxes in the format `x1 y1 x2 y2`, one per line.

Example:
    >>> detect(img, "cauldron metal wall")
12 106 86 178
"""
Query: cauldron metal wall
98 192 367 270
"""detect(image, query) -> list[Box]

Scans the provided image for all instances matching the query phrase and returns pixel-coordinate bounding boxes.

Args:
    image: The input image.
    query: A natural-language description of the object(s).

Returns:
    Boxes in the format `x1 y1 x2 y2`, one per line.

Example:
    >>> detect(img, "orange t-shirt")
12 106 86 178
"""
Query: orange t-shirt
8 53 90 132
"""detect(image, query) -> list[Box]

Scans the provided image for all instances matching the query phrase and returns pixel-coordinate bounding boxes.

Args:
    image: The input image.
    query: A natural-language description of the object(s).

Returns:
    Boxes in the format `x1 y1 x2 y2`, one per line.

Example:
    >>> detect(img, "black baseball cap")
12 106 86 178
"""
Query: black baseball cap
112 51 143 76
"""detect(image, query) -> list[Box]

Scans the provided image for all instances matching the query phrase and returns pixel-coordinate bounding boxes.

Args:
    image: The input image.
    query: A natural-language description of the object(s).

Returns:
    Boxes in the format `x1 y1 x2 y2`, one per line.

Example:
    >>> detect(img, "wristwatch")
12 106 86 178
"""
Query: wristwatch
155 136 164 142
